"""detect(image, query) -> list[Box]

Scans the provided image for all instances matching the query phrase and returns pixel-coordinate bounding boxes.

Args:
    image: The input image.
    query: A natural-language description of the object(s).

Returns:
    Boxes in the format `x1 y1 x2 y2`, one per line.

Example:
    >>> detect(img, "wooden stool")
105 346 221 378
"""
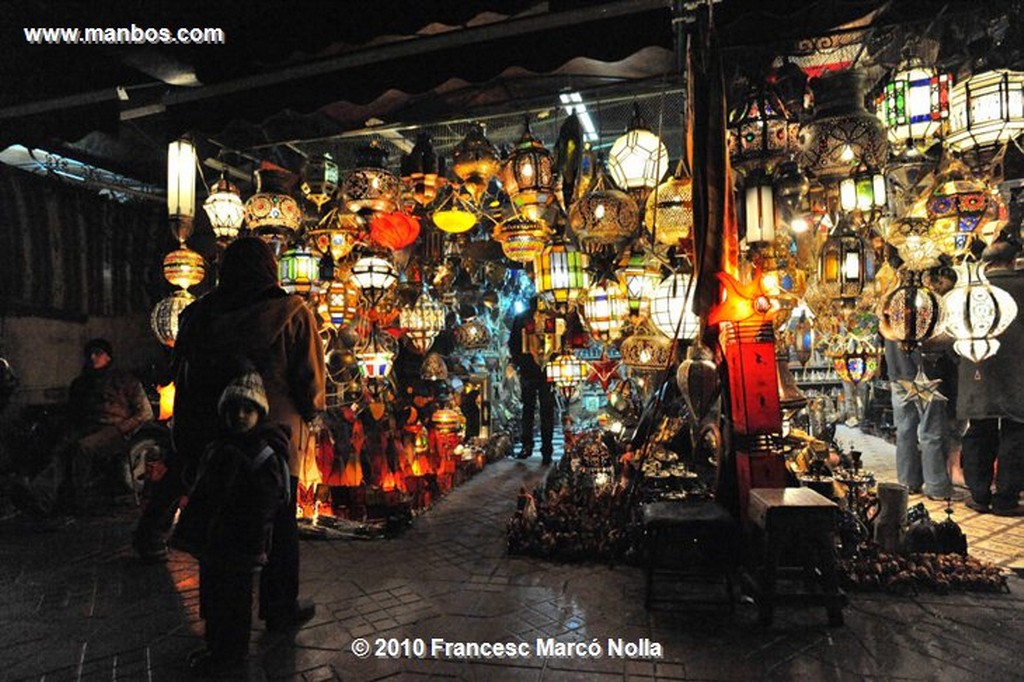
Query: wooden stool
744 487 847 627
641 500 742 611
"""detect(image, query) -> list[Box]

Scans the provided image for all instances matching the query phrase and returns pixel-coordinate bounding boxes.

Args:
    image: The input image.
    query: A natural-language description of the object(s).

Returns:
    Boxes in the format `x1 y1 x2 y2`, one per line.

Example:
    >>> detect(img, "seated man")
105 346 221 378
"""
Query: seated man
21 338 153 514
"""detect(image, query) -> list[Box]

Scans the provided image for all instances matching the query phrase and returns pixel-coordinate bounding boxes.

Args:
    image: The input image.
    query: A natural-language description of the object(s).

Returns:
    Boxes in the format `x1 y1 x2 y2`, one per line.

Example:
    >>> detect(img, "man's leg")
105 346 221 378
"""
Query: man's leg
519 379 538 458
70 425 127 509
891 383 923 493
538 380 555 464
993 418 1024 512
961 418 998 506
917 397 952 498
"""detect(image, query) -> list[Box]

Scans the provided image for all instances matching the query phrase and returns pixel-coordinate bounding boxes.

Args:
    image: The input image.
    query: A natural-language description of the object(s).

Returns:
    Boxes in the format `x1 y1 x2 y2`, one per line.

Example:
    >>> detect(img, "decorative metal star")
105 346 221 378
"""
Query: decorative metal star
587 357 621 391
896 368 946 406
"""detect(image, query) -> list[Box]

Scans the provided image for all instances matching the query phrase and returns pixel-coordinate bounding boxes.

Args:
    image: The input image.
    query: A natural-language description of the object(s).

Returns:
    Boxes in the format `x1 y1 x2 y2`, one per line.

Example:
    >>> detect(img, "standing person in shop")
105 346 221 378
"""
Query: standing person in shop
508 296 555 464
958 233 1024 516
133 236 327 631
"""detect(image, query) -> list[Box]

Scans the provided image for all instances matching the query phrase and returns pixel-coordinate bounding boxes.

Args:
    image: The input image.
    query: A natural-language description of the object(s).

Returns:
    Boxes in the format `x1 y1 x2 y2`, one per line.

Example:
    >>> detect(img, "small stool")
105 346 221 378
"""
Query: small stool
745 487 847 627
641 500 742 611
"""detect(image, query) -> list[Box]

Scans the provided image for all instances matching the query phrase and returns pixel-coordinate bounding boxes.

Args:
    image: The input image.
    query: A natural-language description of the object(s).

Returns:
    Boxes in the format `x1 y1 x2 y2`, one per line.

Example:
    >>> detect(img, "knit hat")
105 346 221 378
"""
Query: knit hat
84 338 113 358
218 371 270 417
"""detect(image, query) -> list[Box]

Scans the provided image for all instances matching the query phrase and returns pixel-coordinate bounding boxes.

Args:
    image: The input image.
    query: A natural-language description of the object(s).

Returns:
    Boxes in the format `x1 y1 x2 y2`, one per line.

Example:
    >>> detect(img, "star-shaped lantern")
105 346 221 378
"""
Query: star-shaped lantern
896 368 946 407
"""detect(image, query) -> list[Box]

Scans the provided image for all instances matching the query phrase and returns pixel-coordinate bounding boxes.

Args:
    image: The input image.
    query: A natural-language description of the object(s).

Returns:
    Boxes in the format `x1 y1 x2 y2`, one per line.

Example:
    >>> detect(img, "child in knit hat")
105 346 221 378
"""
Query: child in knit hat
171 368 292 675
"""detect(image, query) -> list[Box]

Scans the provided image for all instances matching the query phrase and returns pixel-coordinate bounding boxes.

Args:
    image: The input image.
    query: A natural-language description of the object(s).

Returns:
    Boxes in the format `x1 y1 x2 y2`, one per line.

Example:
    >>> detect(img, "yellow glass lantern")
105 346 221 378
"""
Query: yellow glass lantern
545 349 586 398
162 247 206 290
492 216 551 263
451 124 500 205
644 168 693 246
925 157 995 256
203 175 245 242
278 245 320 296
500 118 555 221
617 247 662 317
431 187 477 234
582 279 629 342
534 239 589 308
325 278 360 327
167 137 196 242
150 289 195 347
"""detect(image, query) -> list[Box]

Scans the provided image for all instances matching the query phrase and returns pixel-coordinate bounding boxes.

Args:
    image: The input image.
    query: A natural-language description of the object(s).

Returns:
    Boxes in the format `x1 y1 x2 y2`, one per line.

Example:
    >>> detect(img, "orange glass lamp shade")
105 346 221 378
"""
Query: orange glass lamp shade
493 216 551 263
582 279 629 342
156 382 175 421
203 176 245 241
645 171 693 246
451 124 500 204
707 270 780 328
500 120 555 221
150 289 195 347
326 279 360 327
432 408 464 435
534 240 589 307
300 153 340 209
162 247 206 290
369 211 420 251
278 245 320 296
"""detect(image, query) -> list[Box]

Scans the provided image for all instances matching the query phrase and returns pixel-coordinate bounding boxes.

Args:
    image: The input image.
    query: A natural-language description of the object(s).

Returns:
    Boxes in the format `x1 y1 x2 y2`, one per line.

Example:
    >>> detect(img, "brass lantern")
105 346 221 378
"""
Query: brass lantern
534 238 589 308
568 162 638 251
451 124 500 205
827 336 881 386
925 157 995 256
307 207 363 263
947 69 1024 174
401 132 444 207
492 216 551 263
454 317 491 350
400 290 446 355
644 166 694 246
342 141 401 215
728 80 800 170
620 318 673 372
356 329 397 381
818 219 865 303
300 153 339 209
878 267 943 351
607 103 669 204
500 118 555 221
943 260 1019 363
244 168 303 235
203 175 245 242
876 61 952 156
150 289 195 347
162 247 206 290
582 279 629 342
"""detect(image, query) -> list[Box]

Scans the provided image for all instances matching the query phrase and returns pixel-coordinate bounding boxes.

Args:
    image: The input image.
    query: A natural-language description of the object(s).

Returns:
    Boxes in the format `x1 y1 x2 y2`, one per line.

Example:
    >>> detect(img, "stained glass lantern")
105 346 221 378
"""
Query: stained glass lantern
356 329 397 380
500 119 555 221
582 279 629 342
947 69 1024 173
278 245 320 296
620 319 673 371
400 290 446 355
799 70 889 181
203 175 245 242
401 132 444 207
569 163 638 251
827 337 881 386
167 137 196 242
308 208 364 262
943 261 1018 363
728 81 800 169
649 273 699 340
369 211 420 251
545 349 586 398
342 141 401 215
644 167 693 245
451 124 500 205
925 157 994 256
326 278 360 327
818 219 865 303
839 165 887 220
534 239 589 308
454 317 491 350
617 247 662 317
492 216 551 263
244 168 303 234
431 187 477 234
300 153 339 210
420 352 448 381
432 408 464 435
878 267 942 351
607 103 669 203
743 169 776 244
351 255 398 305
162 247 206 290
791 311 815 366
150 289 195 347
877 62 951 156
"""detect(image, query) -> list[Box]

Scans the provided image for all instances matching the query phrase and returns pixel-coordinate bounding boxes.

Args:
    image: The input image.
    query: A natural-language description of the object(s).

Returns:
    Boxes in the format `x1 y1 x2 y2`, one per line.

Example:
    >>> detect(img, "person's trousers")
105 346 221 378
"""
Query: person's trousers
133 453 188 548
961 417 1024 511
29 425 126 513
520 378 555 460
259 476 300 624
199 561 254 660
890 383 952 497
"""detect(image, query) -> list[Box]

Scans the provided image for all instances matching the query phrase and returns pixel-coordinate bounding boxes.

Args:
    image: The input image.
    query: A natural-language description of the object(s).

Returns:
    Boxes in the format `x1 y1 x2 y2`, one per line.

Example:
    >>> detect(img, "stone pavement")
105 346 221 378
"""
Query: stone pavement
2 456 1023 682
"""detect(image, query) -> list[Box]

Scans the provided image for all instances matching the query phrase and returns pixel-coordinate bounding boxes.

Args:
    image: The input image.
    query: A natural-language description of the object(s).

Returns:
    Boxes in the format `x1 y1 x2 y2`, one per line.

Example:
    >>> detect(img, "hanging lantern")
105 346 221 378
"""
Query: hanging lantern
827 337 881 385
818 219 865 303
569 162 638 250
743 169 776 245
534 239 589 308
791 311 815 366
649 273 699 340
644 165 693 246
728 80 800 169
369 211 420 251
947 69 1024 173
400 290 446 355
401 133 444 207
244 168 303 235
420 352 448 381
942 260 1018 363
162 247 206 290
926 157 999 256
431 187 477 234
676 343 720 424
325 278 360 327
878 267 943 351
582 279 629 342
150 289 195 348
300 153 339 209
500 118 555 221
545 349 586 398
492 216 551 263
451 124 500 205
772 160 810 213
308 207 364 263
278 245 320 296
607 103 669 203
342 141 401 215
620 319 673 372
167 137 196 242
454 317 491 350
799 70 889 181
203 175 245 242
617 247 662 317
351 255 398 305
877 62 952 156
356 329 397 380
839 164 887 220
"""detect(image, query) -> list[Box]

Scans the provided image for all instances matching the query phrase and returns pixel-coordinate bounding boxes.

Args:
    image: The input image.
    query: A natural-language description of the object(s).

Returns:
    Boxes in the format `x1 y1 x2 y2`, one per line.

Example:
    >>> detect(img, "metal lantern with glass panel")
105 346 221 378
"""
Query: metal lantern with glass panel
278 245 321 296
325 278 360 327
943 260 1019 363
151 289 195 347
649 272 700 340
451 124 500 205
534 239 589 308
839 164 887 221
925 157 995 256
827 336 881 385
728 81 801 170
300 153 339 210
582 279 629 342
500 119 555 221
877 62 951 156
818 219 865 303
307 207 363 263
342 141 401 215
617 247 662 317
454 317 491 350
203 175 245 242
350 255 398 305
244 168 303 235
743 169 776 245
545 349 586 398
878 267 943 351
644 165 693 246
167 137 196 243
401 132 444 207
400 290 446 354
356 328 398 380
492 216 551 263
620 318 673 371
946 69 1024 173
568 161 638 251
607 103 669 204
162 247 206 290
